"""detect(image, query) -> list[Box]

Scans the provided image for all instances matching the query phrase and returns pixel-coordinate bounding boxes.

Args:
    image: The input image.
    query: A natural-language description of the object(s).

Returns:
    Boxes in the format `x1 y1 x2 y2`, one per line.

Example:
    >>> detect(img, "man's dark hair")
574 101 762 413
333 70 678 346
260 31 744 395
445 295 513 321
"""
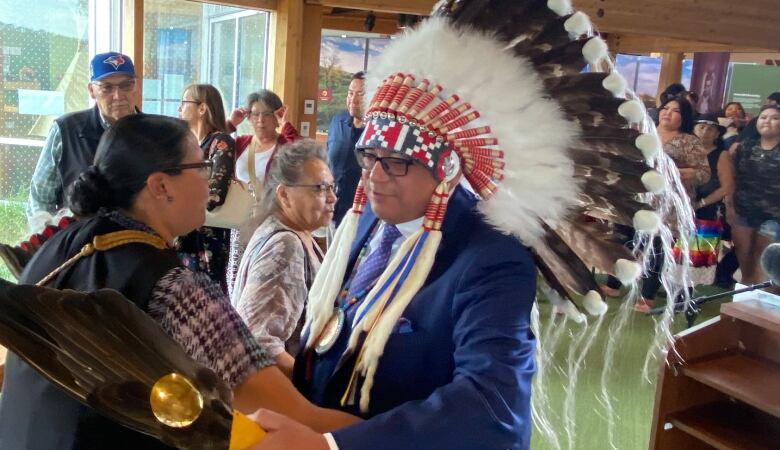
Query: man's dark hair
352 71 365 81
767 91 780 104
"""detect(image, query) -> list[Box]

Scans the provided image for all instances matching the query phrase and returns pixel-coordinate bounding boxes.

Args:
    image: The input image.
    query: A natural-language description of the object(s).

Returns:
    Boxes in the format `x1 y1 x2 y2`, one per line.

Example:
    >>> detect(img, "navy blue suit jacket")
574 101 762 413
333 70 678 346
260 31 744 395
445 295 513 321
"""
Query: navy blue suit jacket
294 186 537 449
326 111 364 226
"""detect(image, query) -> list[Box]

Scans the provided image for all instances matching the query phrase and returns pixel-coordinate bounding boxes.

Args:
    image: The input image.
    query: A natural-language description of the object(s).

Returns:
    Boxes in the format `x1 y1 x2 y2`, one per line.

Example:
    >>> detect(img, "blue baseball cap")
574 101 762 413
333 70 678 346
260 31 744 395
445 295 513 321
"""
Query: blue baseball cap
90 52 136 81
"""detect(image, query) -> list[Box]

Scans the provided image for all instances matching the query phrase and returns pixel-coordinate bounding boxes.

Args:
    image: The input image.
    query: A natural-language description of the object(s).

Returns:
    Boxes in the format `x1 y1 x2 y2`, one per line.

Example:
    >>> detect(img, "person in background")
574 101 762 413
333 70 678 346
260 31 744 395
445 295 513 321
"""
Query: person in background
693 113 734 220
177 84 236 291
327 72 366 226
657 97 711 202
224 90 301 296
604 97 710 311
727 104 780 288
232 140 335 378
737 92 780 145
26 51 139 232
691 113 736 287
721 101 747 150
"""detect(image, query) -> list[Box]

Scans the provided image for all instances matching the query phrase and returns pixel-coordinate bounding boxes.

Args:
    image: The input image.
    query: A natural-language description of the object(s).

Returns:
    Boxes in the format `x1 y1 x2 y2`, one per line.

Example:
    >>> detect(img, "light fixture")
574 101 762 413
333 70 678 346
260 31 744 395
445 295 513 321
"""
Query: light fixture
364 12 376 32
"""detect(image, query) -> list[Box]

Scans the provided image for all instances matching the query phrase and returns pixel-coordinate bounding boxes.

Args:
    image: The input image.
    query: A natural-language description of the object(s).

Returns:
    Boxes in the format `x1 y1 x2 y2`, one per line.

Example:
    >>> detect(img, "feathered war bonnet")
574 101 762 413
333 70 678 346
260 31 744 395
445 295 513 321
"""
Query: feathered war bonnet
305 0 693 412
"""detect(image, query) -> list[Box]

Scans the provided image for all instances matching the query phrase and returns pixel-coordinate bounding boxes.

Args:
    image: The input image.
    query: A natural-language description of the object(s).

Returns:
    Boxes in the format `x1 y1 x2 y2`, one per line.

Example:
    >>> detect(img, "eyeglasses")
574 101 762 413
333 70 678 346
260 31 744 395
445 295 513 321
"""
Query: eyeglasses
92 79 136 94
354 148 415 177
180 100 201 106
161 161 214 178
248 110 275 121
286 183 336 196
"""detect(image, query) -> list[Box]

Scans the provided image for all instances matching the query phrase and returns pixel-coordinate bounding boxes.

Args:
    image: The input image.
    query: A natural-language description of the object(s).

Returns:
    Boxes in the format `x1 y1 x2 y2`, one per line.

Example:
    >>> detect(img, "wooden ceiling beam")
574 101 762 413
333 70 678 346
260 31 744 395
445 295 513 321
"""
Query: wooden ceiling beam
322 13 399 34
309 0 780 51
306 0 432 15
576 0 780 51
606 34 774 54
188 0 278 11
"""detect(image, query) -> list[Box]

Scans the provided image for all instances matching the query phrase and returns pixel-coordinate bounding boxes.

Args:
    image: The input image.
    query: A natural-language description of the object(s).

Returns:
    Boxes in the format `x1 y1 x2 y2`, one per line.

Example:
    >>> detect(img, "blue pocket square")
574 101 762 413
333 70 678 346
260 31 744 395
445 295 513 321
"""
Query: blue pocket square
392 317 415 334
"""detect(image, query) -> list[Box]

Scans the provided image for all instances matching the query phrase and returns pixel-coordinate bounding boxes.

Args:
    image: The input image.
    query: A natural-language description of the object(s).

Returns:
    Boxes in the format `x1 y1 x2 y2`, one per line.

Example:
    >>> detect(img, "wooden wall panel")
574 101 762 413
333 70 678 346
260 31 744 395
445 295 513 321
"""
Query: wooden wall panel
271 0 305 125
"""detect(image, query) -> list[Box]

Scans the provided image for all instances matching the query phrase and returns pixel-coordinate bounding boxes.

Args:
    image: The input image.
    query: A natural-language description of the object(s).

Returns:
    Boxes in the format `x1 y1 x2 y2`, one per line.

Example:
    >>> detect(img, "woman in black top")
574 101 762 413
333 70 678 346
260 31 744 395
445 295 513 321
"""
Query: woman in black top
727 104 780 285
0 114 357 449
692 113 734 221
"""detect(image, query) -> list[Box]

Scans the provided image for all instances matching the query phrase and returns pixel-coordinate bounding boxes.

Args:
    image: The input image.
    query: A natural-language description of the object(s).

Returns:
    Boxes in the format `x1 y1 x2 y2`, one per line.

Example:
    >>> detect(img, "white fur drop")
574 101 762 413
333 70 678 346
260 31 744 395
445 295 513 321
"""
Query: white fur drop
564 12 590 36
635 133 661 159
614 258 642 284
555 300 587 323
602 72 626 97
547 0 573 16
583 290 608 315
618 100 645 123
641 170 666 193
633 210 661 232
582 37 607 64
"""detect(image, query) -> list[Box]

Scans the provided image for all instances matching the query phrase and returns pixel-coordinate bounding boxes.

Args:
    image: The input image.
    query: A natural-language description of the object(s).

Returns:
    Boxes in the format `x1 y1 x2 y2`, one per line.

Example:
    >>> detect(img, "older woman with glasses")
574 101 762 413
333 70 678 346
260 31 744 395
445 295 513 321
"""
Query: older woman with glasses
225 90 301 296
177 84 236 291
232 139 336 378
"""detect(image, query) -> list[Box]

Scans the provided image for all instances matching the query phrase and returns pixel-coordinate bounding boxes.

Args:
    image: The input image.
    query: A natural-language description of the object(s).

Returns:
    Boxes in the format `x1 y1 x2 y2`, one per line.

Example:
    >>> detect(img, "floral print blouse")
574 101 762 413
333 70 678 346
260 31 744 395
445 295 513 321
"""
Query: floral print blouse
663 133 711 201
178 131 236 292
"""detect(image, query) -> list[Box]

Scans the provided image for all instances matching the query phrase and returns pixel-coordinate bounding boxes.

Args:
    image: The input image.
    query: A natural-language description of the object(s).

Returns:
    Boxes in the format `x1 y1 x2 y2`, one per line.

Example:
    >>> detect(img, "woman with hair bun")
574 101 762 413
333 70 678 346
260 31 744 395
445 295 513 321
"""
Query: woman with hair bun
0 114 357 449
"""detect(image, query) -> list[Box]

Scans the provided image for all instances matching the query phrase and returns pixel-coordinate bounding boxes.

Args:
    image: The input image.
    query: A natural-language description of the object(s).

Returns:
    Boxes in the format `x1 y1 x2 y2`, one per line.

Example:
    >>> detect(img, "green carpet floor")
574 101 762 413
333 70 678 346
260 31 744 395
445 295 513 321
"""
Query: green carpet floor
530 286 729 450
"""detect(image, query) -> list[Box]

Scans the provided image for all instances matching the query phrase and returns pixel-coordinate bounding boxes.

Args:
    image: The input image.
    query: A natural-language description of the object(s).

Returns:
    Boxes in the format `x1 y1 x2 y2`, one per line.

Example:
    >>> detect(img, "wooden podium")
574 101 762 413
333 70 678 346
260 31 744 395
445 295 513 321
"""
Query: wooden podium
649 299 780 449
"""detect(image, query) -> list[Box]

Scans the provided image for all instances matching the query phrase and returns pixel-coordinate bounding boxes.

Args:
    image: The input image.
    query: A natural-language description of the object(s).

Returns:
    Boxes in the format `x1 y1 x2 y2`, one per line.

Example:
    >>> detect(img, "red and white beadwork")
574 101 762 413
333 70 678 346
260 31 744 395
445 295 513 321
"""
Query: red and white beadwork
355 72 505 200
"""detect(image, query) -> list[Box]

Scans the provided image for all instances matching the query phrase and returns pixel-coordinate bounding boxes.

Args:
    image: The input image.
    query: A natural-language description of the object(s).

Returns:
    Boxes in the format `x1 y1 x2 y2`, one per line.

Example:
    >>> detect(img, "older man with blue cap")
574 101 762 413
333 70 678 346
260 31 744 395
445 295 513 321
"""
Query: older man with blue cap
26 51 139 231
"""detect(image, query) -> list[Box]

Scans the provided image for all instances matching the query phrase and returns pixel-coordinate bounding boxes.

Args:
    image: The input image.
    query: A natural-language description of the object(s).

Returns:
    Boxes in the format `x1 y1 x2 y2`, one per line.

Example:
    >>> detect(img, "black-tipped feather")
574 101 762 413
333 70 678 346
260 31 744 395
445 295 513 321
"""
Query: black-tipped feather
531 38 591 76
532 225 600 297
0 280 233 449
444 0 537 36
534 254 581 307
554 220 635 276
560 97 631 128
569 136 647 162
575 189 646 226
574 165 649 194
512 14 587 59
569 148 650 178
544 72 612 96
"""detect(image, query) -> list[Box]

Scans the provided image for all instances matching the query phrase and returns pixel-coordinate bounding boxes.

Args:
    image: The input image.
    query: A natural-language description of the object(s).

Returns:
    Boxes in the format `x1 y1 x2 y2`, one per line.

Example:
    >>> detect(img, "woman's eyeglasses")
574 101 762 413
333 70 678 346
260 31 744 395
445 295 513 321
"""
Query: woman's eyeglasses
354 148 415 176
286 183 336 196
248 110 275 121
161 161 214 178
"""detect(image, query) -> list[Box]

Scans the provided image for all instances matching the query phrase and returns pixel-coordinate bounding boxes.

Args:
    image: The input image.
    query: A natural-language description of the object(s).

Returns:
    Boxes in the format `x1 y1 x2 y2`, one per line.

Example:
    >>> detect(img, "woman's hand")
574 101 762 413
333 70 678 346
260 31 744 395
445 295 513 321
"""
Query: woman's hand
274 105 289 125
245 409 330 450
724 202 737 226
678 168 697 183
230 108 250 127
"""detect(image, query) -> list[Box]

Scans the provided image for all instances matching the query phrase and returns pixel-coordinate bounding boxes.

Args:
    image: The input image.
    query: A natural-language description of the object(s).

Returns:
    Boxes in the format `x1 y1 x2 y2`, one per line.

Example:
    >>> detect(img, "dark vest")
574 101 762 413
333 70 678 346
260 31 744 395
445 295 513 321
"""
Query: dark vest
0 215 181 450
55 106 105 209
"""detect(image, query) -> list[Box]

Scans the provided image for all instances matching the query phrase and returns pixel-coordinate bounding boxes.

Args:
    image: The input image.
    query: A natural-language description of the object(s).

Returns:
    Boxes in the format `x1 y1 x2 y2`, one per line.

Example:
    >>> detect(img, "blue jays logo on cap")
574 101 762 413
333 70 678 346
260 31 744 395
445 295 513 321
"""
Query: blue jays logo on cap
103 54 126 69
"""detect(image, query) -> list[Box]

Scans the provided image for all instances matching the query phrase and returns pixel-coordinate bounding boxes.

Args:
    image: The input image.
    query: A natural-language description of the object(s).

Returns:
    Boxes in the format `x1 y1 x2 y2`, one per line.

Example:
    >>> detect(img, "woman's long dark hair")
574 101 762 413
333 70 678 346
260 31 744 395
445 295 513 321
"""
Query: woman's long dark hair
67 114 191 216
659 96 695 134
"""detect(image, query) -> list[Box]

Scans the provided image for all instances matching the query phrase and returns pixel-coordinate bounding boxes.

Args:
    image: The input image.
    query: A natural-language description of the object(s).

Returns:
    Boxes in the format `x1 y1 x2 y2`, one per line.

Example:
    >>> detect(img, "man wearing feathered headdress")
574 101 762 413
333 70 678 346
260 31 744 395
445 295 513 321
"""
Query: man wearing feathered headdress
249 1 691 449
